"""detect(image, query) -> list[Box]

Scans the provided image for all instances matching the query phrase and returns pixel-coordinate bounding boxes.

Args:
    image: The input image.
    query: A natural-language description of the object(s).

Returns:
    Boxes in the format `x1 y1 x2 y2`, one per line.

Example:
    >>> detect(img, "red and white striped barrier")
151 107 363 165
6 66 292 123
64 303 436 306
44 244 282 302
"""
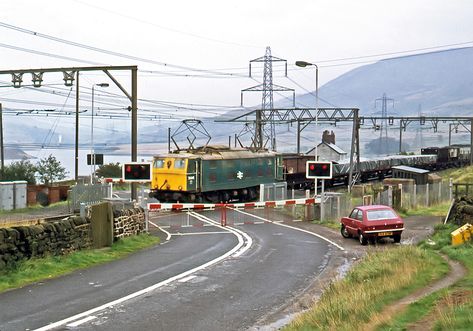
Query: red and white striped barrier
147 197 319 211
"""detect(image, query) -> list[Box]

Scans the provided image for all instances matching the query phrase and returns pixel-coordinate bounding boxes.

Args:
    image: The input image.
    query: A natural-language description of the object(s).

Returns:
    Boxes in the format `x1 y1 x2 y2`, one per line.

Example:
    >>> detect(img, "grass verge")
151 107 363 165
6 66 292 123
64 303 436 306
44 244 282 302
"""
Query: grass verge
397 201 451 218
311 219 340 230
378 224 473 330
0 234 160 293
284 245 448 331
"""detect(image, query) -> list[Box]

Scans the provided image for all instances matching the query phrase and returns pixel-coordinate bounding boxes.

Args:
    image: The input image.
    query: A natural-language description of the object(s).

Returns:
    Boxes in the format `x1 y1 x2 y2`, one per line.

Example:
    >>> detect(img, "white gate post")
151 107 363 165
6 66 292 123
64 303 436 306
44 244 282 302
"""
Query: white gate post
426 183 430 206
398 184 403 208
413 184 417 208
449 178 453 201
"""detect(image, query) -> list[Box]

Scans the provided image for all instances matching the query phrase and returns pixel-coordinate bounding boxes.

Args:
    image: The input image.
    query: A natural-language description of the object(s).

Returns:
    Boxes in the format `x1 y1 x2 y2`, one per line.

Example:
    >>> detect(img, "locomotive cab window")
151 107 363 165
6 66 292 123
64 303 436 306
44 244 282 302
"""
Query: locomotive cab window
174 159 186 169
154 159 165 168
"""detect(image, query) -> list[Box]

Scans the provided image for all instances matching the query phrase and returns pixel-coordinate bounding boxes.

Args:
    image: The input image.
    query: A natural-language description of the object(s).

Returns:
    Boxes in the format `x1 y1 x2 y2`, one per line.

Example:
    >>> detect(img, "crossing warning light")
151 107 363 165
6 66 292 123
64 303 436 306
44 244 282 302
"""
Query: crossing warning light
122 163 152 182
306 161 332 179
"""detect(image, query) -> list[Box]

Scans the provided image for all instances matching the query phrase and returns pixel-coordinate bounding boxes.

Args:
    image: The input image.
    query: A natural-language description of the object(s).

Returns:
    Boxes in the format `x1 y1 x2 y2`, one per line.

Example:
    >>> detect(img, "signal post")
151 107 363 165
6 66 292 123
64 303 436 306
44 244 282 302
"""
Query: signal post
122 162 152 231
306 161 333 222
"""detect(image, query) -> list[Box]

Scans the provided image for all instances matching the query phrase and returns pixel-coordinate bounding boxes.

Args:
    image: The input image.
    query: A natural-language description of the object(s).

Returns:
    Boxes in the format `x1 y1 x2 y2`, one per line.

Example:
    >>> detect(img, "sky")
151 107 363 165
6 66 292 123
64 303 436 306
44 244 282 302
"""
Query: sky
1 0 473 135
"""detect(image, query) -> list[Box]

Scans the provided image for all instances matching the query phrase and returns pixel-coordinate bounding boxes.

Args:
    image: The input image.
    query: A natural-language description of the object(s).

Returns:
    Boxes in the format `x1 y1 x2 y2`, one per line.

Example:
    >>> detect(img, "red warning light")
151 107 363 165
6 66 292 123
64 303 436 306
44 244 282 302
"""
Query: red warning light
306 161 332 179
122 163 152 182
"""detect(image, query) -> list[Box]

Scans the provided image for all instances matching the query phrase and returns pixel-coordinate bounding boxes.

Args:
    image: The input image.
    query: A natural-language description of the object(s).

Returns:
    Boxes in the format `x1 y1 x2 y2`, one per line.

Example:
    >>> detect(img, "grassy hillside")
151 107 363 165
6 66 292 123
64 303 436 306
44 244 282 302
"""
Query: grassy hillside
435 165 473 183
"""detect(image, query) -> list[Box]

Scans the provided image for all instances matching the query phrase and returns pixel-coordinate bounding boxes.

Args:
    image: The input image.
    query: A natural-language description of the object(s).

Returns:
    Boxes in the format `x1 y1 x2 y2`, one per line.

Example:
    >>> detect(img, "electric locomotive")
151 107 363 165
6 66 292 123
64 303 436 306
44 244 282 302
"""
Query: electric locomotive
149 145 284 203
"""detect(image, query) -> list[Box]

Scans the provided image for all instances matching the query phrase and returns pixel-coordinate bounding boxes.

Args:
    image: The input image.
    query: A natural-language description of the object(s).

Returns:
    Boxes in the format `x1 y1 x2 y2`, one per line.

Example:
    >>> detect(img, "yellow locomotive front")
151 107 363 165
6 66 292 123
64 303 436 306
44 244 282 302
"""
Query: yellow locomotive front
150 154 199 202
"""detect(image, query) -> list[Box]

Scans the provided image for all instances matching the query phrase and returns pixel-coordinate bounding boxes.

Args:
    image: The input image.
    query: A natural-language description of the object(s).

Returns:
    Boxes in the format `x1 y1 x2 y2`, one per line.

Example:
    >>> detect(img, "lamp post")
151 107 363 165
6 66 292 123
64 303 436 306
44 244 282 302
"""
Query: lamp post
90 83 109 184
296 60 319 196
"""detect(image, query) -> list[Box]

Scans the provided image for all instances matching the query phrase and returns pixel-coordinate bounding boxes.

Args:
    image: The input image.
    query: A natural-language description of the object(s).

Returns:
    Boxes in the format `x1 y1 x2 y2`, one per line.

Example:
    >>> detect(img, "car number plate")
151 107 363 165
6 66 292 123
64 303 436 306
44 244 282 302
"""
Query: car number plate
378 232 393 237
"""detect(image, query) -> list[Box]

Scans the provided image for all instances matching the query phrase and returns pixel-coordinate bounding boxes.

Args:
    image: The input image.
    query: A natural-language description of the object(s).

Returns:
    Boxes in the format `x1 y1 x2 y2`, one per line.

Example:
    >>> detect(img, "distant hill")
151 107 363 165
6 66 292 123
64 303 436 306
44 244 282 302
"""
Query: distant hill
295 47 473 116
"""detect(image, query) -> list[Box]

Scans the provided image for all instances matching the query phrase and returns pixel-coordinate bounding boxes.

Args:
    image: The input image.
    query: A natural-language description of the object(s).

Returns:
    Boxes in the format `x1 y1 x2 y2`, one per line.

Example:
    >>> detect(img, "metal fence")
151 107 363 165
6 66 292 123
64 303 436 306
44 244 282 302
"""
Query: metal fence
320 179 454 222
69 183 112 212
259 182 287 201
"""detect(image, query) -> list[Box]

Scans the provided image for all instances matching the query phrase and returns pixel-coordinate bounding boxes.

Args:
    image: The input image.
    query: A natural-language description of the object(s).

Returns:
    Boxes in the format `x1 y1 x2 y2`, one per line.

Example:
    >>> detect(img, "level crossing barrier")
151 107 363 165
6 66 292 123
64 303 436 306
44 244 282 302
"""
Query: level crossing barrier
147 197 319 211
146 197 319 229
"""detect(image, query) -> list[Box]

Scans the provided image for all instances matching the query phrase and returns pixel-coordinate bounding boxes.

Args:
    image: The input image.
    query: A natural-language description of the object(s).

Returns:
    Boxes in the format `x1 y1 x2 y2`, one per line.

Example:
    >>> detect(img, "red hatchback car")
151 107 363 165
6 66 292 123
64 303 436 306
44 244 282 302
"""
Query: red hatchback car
340 205 404 245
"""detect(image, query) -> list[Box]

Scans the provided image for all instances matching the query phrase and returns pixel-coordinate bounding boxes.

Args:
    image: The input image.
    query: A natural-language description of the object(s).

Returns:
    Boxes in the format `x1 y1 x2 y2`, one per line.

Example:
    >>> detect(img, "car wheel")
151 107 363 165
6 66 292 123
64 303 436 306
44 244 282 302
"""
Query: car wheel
340 225 351 238
359 232 368 246
393 234 401 243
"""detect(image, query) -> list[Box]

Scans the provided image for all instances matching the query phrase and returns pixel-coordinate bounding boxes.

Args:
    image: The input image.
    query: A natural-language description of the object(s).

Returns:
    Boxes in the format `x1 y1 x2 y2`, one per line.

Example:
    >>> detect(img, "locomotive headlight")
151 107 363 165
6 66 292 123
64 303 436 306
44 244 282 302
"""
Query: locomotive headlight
178 185 183 191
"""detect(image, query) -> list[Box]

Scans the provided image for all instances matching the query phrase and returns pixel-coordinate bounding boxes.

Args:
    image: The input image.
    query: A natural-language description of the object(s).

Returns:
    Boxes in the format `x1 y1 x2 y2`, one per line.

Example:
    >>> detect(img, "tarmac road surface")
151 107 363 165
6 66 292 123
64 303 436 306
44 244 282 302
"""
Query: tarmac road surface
0 208 337 331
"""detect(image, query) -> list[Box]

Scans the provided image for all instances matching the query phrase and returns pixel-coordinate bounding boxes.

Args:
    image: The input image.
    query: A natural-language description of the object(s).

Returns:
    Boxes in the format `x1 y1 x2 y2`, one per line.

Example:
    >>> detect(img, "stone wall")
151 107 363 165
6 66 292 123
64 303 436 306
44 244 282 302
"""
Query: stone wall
0 216 91 270
113 207 146 240
0 206 147 270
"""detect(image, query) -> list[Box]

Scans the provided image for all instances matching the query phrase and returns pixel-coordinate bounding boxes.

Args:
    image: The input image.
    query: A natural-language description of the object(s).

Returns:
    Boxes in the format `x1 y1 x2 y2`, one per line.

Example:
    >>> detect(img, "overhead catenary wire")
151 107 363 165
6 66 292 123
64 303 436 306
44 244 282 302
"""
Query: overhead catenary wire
0 21 247 76
71 0 263 49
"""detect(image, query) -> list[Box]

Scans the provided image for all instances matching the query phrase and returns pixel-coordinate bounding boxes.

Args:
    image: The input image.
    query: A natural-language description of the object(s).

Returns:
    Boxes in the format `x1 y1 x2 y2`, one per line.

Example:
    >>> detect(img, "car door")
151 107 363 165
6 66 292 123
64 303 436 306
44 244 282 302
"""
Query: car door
354 209 365 234
345 208 359 235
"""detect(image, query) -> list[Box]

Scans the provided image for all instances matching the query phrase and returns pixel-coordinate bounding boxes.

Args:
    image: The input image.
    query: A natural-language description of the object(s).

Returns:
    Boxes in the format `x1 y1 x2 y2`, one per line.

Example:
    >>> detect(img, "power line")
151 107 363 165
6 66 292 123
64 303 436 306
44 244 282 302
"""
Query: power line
0 21 247 76
72 0 263 49
0 42 103 66
313 42 473 64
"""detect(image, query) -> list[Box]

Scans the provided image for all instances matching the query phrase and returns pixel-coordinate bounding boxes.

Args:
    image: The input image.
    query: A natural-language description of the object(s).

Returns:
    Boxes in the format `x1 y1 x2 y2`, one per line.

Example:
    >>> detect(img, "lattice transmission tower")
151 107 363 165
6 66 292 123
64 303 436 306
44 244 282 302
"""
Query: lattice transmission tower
375 93 394 154
240 46 294 150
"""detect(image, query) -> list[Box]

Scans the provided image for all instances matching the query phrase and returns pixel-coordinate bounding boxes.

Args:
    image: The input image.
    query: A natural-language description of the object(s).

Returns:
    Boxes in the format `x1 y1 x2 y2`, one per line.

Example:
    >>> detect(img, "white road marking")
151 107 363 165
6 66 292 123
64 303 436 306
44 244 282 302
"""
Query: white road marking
33 213 249 331
187 211 253 258
178 275 196 283
254 221 265 225
173 231 231 236
65 315 97 327
231 208 345 251
148 220 171 241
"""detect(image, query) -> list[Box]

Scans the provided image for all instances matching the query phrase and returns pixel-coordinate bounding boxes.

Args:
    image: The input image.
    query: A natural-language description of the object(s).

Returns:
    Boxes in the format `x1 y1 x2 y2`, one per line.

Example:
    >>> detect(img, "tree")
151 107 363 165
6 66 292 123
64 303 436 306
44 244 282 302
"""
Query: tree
36 155 68 185
1 159 37 184
96 162 122 178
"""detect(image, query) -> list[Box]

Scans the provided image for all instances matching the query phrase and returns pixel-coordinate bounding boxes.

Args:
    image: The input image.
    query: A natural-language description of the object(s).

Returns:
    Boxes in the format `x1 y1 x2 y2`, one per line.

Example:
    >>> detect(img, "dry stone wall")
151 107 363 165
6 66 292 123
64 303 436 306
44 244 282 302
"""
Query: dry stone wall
0 216 91 270
113 207 146 240
0 206 147 270
447 196 473 225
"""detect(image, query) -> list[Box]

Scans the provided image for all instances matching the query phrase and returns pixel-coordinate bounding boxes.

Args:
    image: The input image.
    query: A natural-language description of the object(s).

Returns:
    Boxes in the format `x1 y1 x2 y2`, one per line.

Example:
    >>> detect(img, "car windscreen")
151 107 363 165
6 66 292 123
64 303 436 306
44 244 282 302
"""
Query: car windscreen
366 209 397 221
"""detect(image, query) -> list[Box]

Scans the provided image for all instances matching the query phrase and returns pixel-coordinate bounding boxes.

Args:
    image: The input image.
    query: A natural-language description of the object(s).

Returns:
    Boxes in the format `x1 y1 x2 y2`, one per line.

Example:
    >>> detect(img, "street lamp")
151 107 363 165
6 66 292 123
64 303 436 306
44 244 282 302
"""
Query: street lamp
90 82 109 184
296 60 319 195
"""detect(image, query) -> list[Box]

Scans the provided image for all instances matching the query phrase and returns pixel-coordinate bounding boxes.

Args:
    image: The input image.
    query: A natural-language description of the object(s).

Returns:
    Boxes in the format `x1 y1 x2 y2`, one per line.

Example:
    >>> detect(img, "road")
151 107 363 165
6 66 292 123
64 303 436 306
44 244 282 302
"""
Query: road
0 207 340 331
